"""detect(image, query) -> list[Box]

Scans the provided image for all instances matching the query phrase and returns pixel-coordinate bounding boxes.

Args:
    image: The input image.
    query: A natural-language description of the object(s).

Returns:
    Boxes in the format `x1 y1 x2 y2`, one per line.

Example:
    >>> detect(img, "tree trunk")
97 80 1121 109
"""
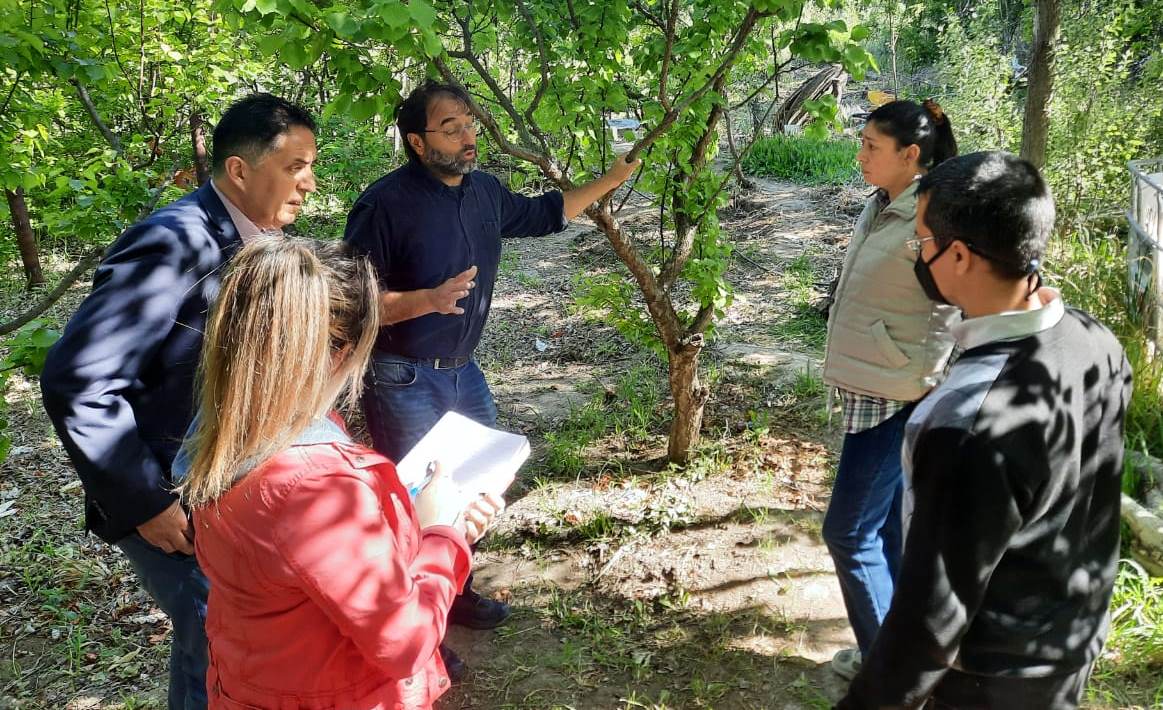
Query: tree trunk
666 344 709 464
888 6 900 95
190 109 211 186
71 79 122 154
771 65 846 133
724 116 754 189
5 187 44 288
1020 0 1060 169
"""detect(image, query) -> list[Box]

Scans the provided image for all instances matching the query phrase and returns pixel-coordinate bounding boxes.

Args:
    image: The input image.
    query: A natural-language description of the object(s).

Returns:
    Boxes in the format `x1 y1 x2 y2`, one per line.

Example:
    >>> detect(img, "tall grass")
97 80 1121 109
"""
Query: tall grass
1087 560 1163 707
1050 224 1163 483
741 134 859 185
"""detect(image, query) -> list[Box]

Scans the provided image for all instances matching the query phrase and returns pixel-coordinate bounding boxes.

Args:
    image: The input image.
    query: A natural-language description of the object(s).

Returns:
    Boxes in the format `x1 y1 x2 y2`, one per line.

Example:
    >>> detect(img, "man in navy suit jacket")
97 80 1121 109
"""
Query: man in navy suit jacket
40 94 318 709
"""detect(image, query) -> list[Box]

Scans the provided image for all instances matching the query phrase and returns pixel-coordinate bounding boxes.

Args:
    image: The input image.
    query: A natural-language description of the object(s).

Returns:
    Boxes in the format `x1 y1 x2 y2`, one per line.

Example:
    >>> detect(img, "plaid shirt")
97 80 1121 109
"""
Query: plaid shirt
836 347 962 434
840 389 909 434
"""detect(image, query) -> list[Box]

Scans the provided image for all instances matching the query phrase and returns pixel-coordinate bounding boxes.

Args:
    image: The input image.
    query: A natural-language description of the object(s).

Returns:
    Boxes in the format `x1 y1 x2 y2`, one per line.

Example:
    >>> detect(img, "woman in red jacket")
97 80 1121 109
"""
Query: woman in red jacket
178 238 503 709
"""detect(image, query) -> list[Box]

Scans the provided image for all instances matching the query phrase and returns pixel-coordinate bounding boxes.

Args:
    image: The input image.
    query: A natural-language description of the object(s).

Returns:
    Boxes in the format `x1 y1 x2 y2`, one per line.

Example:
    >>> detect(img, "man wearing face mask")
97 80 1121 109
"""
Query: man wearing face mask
838 152 1132 710
41 94 318 710
344 81 640 678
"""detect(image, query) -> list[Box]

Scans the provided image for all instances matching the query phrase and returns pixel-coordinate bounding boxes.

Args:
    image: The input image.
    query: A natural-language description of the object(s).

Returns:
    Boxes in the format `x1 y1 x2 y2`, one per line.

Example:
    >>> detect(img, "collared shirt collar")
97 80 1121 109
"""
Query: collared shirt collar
210 179 276 241
171 414 350 485
292 415 352 446
951 287 1065 351
404 158 474 193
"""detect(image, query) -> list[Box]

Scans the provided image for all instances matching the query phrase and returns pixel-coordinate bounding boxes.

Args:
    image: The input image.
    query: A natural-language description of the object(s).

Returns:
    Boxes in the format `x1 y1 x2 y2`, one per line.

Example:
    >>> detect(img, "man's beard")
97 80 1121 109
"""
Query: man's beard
424 144 477 176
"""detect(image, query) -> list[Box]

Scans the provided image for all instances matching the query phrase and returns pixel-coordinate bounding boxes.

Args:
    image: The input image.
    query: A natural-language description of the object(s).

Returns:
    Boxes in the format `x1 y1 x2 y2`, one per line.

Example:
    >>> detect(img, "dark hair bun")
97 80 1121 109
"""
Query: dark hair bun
922 99 946 125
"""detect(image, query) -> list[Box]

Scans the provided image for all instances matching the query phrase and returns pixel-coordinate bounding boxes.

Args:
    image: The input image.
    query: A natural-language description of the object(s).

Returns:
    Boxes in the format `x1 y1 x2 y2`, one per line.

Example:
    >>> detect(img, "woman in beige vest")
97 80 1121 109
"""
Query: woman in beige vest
821 100 959 680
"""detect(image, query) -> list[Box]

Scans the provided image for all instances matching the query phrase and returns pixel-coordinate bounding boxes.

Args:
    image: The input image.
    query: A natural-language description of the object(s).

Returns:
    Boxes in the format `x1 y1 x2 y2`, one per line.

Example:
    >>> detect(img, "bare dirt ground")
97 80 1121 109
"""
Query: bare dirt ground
439 177 866 709
0 176 865 709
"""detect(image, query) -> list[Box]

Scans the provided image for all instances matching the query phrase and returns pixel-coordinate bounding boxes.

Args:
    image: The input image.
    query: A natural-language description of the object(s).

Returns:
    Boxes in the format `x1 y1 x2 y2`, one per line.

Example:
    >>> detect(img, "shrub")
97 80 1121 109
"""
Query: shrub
1050 224 1163 469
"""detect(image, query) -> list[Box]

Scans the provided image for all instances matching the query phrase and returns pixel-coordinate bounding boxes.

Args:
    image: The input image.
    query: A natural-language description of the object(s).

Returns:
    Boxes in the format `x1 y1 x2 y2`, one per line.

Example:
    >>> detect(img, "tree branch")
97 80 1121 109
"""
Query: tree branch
137 0 146 106
104 0 138 104
70 78 122 153
447 5 552 156
629 0 665 31
513 0 551 123
723 111 753 188
431 57 563 183
0 166 176 336
729 56 798 111
690 302 715 336
658 71 728 288
430 64 681 348
0 71 24 118
585 205 684 350
564 0 581 30
626 7 765 162
657 0 677 111
689 81 783 232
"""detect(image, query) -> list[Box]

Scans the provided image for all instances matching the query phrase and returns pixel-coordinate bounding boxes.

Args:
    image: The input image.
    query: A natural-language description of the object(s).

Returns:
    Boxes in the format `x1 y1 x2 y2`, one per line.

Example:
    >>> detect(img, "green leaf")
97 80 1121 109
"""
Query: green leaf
327 92 353 120
378 1 410 29
324 12 359 37
408 0 437 27
350 96 380 122
254 0 279 14
30 328 60 348
421 30 443 58
283 39 308 68
305 33 328 63
288 0 315 17
257 34 285 56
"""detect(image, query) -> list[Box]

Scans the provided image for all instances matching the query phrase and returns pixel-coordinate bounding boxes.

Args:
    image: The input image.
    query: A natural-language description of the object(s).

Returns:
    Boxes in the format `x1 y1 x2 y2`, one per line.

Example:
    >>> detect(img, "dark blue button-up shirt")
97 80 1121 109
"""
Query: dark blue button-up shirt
344 160 565 358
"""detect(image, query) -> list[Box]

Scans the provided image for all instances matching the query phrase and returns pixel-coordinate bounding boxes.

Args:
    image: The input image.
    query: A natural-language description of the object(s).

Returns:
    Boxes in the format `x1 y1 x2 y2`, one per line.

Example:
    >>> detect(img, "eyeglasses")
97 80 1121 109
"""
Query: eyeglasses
907 235 1032 271
906 236 939 255
424 119 480 140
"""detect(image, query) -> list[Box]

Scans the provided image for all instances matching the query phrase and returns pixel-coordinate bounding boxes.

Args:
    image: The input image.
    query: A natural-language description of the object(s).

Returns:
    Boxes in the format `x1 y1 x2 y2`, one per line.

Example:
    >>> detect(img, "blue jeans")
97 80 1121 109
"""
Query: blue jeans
115 533 209 710
361 352 498 462
822 404 914 654
362 353 497 600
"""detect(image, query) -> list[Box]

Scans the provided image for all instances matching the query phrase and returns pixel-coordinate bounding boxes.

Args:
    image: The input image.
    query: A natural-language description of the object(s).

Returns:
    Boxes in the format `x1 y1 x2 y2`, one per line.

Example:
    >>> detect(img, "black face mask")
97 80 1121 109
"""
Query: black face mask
914 241 954 305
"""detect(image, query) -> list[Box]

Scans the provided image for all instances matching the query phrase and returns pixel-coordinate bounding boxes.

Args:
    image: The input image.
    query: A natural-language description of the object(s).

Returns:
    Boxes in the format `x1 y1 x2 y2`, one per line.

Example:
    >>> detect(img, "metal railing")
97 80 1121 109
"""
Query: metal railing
1128 158 1163 346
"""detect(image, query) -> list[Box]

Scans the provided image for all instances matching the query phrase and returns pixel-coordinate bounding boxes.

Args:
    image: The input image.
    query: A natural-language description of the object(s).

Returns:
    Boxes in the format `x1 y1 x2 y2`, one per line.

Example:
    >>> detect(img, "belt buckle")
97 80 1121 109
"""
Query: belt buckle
432 357 443 369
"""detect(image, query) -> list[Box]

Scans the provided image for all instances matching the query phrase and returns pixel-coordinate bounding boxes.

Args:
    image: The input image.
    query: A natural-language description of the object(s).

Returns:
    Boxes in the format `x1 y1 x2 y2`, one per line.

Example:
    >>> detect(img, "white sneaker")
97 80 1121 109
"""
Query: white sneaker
831 647 862 680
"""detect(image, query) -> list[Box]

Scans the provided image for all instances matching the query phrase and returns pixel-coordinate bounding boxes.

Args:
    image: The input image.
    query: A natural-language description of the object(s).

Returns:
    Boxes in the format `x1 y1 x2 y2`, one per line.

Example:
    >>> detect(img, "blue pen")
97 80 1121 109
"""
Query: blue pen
408 461 438 499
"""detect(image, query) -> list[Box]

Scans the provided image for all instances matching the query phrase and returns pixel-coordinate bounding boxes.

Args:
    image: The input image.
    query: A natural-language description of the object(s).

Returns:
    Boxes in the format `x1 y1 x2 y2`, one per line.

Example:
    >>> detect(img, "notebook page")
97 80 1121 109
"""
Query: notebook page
396 411 529 500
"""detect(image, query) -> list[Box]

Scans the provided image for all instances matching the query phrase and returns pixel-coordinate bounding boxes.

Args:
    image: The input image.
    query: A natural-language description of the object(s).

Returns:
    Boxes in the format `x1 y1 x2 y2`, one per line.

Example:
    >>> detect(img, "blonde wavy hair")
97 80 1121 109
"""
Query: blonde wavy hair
180 237 379 507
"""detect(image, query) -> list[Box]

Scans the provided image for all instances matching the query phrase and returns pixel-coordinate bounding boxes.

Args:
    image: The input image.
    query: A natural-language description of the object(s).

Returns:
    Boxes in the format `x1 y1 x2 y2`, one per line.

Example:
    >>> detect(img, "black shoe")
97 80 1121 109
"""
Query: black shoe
439 643 467 684
449 590 512 630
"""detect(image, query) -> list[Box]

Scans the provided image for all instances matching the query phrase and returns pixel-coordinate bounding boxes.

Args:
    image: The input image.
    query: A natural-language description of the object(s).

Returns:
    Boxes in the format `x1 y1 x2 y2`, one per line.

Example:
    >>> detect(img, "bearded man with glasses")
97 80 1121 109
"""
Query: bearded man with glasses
344 80 640 681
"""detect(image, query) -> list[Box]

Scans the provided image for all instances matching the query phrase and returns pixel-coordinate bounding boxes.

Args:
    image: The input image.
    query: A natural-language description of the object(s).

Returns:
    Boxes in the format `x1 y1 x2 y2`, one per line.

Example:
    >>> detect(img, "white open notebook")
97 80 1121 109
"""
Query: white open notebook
395 411 528 504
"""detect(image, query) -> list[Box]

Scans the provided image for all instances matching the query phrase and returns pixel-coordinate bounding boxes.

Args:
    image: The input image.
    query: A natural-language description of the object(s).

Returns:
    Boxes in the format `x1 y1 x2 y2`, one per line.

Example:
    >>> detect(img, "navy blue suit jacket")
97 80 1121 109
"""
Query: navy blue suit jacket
41 183 241 543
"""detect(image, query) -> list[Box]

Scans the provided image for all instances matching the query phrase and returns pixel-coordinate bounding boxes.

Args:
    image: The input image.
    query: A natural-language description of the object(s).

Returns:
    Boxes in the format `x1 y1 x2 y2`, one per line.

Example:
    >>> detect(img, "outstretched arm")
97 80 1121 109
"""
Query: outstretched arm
562 154 641 220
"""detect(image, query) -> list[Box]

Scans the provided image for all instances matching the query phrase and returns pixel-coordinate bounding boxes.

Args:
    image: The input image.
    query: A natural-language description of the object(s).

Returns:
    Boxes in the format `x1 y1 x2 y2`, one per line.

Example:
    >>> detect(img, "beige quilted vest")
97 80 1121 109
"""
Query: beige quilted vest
822 182 959 401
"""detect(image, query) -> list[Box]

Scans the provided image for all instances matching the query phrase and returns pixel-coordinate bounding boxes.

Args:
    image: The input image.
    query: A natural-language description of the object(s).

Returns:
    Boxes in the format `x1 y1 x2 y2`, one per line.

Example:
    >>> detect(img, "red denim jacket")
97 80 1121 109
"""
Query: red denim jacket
193 428 471 710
